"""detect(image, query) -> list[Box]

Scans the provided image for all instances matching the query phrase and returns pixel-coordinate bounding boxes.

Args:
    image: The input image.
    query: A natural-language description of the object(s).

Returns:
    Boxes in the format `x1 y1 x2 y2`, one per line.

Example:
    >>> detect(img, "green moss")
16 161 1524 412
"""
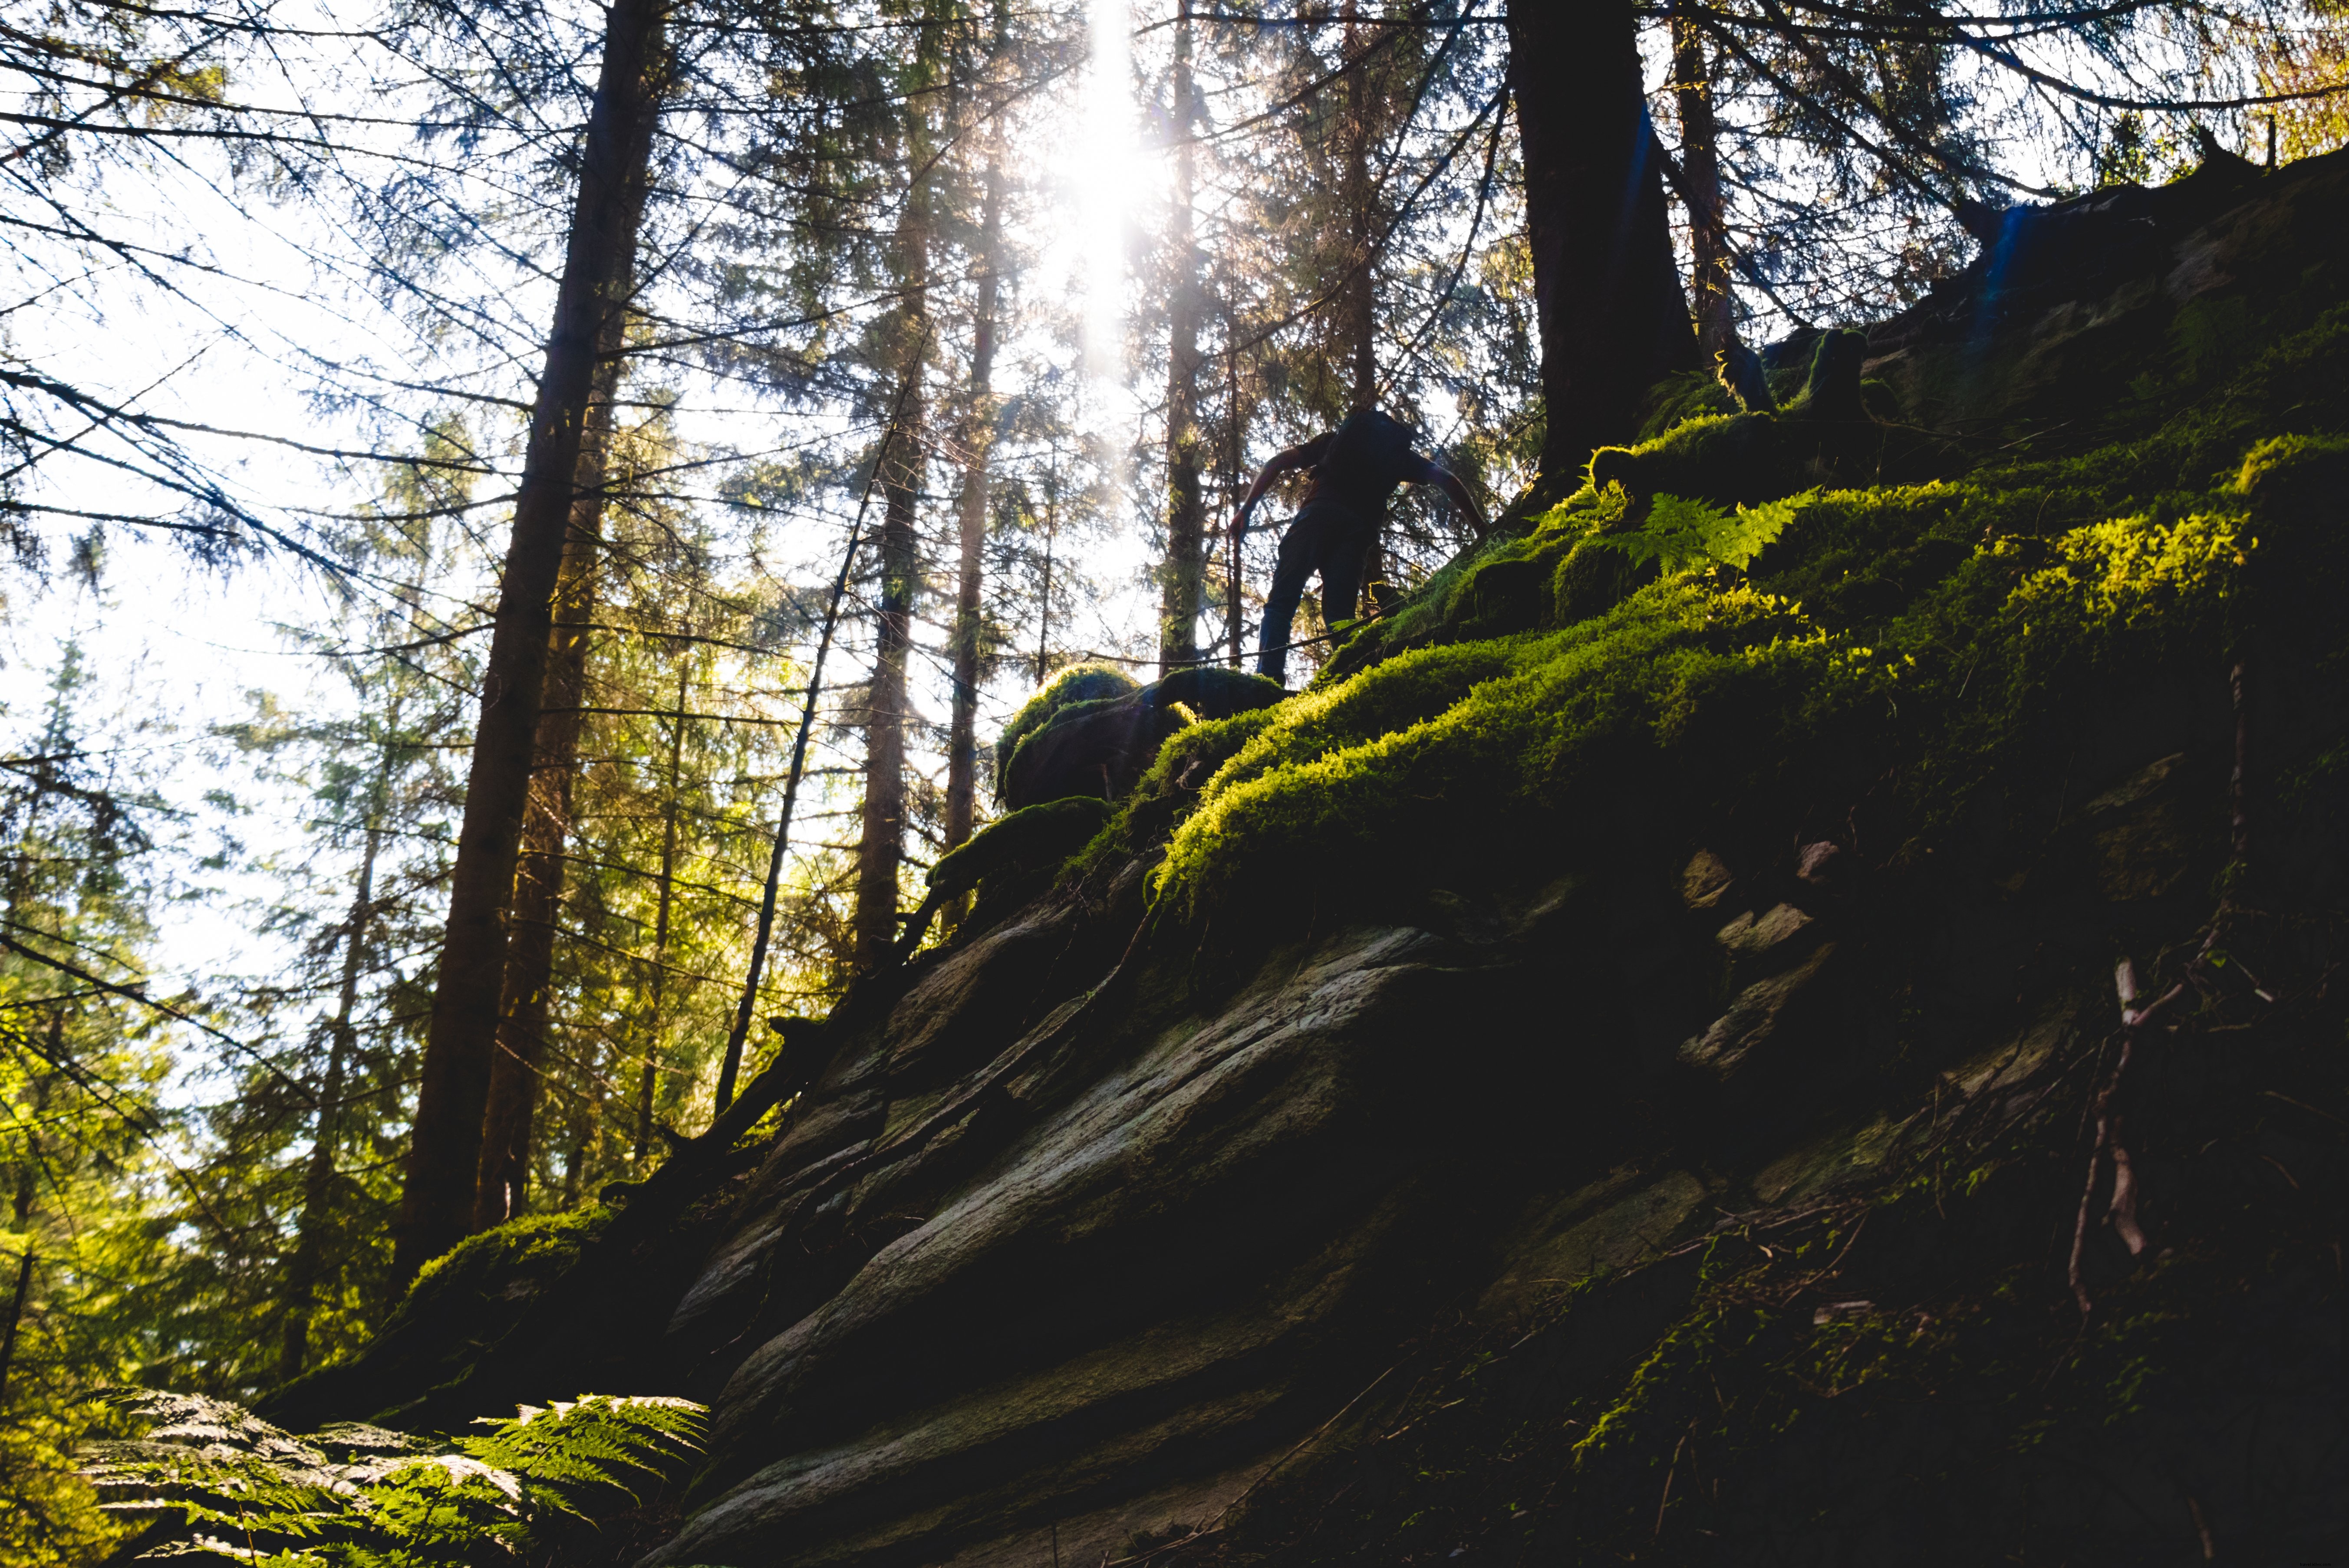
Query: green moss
1589 412 1809 510
1135 705 1286 799
1150 353 2344 925
995 663 1139 778
1135 250 2349 931
1154 584 1865 920
1061 706 1287 887
1637 368 1740 440
344 1206 616 1400
399 1207 609 1320
929 797 1114 901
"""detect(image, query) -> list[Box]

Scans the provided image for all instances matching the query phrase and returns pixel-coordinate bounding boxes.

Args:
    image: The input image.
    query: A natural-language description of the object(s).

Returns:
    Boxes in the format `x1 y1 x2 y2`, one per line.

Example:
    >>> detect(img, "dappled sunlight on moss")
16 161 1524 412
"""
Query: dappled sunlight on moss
398 1206 610 1324
1046 255 2349 938
1153 583 1874 920
1144 414 2332 924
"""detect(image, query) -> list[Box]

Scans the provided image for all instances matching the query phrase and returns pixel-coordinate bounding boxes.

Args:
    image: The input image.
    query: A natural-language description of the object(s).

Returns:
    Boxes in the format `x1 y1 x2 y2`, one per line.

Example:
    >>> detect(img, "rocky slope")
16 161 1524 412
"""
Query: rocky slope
278 149 2349 1567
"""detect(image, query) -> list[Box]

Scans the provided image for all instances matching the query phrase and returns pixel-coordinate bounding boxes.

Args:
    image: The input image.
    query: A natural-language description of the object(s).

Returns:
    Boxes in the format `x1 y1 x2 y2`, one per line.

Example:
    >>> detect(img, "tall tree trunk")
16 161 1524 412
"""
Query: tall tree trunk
1034 467 1057 688
0 1067 45 1407
1505 0 1695 490
1339 0 1377 411
1157 0 1207 676
1339 0 1397 618
280 726 395 1381
634 653 690 1162
471 336 633 1232
853 184 933 976
0 1244 29 1409
1673 3 1737 364
559 1052 600 1209
1225 329 1246 667
395 0 666 1285
946 84 1006 854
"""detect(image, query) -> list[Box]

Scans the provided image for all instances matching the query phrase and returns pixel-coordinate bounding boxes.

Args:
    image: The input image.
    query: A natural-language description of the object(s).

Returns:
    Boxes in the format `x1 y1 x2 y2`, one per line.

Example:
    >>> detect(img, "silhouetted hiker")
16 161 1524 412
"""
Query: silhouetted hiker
1233 408 1486 684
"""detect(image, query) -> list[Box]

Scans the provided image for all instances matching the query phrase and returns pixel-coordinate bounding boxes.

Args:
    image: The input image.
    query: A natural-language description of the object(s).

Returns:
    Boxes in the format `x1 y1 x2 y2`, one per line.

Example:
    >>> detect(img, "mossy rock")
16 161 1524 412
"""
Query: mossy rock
1459 557 1549 638
999 695 1183 812
264 1206 610 1428
1552 537 1661 626
995 664 1140 780
1147 291 2349 929
1587 334 1943 512
931 797 1114 902
1146 665 1287 718
999 668 1288 811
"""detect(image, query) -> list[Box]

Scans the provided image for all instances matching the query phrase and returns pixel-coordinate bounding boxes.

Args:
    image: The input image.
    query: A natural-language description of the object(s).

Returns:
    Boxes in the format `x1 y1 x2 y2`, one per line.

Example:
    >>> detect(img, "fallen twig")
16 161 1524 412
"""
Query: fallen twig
2068 652 2259 1317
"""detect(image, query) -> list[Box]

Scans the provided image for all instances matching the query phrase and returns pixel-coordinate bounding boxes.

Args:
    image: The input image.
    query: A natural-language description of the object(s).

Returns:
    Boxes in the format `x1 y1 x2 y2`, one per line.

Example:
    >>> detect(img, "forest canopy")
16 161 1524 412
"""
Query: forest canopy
0 0 2343 1557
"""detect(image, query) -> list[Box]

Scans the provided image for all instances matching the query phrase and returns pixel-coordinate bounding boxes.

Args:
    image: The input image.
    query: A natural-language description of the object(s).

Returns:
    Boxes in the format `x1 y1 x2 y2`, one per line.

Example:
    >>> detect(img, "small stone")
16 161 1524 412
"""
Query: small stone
1682 848 1735 910
1679 941 1839 1081
1796 840 1843 888
1717 902 1813 958
1714 903 1823 992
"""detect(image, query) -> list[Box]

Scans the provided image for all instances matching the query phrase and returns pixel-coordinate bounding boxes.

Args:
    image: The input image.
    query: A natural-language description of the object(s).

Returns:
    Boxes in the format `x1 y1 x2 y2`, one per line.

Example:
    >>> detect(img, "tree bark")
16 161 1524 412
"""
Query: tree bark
1225 330 1246 667
946 84 1005 854
471 339 630 1232
1338 0 1395 619
1673 4 1737 364
853 181 932 976
1157 0 1208 675
280 724 395 1381
1034 467 1057 687
1 1063 46 1406
0 1246 29 1409
1506 0 1695 488
394 0 665 1285
1339 0 1377 411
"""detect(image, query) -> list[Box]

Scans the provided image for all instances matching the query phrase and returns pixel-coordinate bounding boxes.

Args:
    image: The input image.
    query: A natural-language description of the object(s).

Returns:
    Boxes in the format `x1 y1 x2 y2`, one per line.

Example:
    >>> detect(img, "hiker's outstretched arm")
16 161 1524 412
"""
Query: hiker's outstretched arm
1411 456 1489 540
1232 434 1332 547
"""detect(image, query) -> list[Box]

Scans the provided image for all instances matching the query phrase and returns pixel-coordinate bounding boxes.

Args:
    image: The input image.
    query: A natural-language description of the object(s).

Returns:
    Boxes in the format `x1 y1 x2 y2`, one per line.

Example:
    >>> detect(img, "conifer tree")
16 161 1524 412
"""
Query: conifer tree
1156 0 1210 675
946 3 1014 855
853 3 951 977
1672 0 1738 365
1504 0 1694 489
474 291 647 1230
398 0 671 1281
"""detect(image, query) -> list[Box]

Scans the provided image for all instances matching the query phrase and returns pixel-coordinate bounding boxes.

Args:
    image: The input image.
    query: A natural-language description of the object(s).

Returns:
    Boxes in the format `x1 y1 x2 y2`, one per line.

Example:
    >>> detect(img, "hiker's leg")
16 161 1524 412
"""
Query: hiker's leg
1256 522 1318 683
1318 533 1370 636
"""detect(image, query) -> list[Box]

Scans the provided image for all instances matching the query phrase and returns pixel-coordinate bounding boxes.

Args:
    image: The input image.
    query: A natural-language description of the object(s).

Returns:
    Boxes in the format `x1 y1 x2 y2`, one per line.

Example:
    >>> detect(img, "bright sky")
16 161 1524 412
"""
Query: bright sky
1 0 1180 1022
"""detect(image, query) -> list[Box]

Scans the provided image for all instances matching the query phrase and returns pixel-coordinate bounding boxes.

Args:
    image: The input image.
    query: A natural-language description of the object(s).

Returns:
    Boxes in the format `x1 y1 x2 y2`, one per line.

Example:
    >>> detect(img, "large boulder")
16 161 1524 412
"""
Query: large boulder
998 667 1286 811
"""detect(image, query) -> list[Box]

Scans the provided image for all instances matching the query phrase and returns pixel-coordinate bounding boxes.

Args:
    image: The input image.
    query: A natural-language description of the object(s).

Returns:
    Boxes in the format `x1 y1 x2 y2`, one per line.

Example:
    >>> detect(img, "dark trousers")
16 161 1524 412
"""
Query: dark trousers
1257 503 1371 683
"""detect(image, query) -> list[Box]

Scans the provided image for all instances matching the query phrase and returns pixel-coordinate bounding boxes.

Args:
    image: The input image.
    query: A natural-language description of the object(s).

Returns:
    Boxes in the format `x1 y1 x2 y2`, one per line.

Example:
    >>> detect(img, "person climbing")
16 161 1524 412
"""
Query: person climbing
1232 408 1486 684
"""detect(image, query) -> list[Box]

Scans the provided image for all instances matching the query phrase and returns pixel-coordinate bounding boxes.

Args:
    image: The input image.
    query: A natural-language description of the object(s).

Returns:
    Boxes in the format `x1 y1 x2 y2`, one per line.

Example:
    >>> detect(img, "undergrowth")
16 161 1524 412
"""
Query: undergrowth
86 1390 703 1565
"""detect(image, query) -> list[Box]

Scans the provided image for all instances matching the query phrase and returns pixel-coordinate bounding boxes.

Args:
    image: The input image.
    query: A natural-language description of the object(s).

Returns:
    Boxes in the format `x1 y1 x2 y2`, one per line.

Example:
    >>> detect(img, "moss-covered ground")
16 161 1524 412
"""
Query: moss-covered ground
1085 304 2349 943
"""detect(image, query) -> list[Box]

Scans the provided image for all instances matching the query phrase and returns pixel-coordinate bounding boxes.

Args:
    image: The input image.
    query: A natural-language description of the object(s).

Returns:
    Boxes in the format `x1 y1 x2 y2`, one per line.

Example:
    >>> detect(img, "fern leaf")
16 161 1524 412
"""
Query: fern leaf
85 1389 704 1565
1594 490 1813 575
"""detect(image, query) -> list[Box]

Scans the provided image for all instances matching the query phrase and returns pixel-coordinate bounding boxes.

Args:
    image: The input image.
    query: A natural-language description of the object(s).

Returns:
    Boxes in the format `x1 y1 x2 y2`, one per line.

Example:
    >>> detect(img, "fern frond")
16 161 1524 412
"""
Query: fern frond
458 1394 706 1516
82 1389 705 1565
1594 490 1813 575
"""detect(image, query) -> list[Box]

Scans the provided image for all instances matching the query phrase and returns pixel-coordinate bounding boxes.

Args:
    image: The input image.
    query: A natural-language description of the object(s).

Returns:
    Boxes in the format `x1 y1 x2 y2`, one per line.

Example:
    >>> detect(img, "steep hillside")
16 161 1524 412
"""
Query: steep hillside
275 149 2349 1567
